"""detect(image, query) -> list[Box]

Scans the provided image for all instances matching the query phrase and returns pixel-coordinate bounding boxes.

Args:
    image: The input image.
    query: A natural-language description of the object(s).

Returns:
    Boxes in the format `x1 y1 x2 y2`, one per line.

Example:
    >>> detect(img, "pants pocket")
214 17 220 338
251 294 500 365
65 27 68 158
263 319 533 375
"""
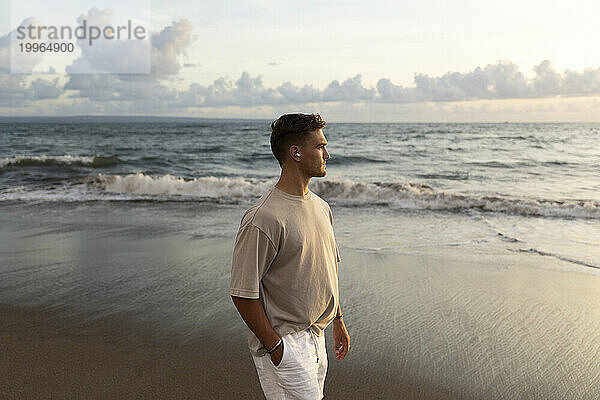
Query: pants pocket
271 334 288 369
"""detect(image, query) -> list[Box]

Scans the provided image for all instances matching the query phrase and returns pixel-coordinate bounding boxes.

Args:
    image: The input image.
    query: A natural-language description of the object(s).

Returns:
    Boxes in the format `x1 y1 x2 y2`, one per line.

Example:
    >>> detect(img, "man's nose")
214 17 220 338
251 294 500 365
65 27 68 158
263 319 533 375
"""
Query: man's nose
324 149 330 160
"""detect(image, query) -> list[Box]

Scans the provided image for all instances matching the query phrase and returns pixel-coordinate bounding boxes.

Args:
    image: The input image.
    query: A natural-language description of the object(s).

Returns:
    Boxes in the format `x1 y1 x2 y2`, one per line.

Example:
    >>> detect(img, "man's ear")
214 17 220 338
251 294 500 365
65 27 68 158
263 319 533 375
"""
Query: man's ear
290 145 301 161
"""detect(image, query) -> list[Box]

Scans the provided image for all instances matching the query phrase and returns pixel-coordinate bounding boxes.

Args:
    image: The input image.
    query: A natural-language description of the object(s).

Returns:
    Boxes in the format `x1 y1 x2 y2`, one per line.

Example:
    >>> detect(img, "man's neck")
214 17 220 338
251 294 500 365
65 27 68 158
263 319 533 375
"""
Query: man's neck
274 169 311 196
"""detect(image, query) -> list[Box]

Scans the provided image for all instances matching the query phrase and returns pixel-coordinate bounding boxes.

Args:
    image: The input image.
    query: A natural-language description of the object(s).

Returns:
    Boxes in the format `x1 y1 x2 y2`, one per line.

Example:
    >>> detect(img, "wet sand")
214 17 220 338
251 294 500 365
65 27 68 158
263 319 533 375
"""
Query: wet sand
3 246 600 399
1 304 264 399
2 202 600 399
0 252 600 400
1 304 460 400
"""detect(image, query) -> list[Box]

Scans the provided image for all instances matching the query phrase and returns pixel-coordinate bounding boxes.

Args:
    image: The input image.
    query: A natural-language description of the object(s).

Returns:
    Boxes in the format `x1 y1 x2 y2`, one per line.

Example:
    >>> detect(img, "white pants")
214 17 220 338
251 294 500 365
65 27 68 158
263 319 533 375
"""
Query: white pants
251 328 328 400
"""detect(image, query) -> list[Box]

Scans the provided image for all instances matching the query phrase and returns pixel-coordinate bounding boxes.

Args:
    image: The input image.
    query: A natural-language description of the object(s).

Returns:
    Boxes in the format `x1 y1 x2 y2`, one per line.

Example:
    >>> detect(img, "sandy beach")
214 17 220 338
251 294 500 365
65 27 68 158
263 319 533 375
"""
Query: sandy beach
2 236 599 399
1 303 265 399
1 303 453 400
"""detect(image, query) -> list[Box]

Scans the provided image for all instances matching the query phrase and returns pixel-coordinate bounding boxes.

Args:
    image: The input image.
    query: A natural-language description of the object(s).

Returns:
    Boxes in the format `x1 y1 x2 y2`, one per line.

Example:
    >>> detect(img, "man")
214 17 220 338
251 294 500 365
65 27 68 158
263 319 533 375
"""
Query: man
230 113 350 399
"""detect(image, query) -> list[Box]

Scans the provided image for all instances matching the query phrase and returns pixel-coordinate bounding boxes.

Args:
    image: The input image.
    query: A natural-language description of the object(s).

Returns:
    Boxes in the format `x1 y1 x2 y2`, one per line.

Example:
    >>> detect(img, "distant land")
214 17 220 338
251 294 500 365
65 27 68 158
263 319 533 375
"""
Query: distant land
0 116 593 124
0 116 272 124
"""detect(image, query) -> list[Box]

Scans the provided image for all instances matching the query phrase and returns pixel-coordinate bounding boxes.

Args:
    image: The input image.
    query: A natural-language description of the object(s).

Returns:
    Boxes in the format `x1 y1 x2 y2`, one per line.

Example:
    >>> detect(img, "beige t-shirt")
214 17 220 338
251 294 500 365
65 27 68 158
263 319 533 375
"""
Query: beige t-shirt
230 185 341 356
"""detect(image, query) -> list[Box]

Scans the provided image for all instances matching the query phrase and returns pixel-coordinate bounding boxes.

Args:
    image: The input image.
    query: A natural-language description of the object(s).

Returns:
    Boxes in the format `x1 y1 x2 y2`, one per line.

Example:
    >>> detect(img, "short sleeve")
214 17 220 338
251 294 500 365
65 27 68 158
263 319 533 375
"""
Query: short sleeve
230 225 278 299
327 206 341 263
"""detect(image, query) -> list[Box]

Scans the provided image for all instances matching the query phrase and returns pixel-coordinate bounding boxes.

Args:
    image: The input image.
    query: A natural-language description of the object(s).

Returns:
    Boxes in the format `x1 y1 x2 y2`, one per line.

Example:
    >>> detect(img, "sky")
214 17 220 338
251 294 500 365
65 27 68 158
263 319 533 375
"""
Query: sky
1 0 600 122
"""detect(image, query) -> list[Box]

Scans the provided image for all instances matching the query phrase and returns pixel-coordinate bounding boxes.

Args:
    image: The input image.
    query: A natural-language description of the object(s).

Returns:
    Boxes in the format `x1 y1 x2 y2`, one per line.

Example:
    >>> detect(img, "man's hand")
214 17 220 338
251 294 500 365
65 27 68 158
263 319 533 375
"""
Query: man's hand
333 318 350 360
270 341 284 366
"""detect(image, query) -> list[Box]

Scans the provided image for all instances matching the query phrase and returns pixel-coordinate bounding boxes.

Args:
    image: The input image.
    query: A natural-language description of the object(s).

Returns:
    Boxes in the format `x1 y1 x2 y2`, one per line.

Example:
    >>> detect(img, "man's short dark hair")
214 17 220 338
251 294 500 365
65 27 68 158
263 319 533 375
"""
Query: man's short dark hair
270 113 327 165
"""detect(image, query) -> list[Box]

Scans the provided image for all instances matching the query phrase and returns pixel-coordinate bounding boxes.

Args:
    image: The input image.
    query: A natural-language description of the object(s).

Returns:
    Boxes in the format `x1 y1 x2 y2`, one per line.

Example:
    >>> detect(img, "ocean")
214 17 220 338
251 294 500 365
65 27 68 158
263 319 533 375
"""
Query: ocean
2 119 598 211
1 118 599 399
2 118 598 262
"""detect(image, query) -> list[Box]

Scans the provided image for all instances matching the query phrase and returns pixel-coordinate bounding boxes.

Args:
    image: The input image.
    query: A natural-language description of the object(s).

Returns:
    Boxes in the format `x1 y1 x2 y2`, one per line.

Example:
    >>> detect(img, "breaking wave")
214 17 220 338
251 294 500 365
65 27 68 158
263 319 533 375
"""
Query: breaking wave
1 174 598 219
310 179 599 219
88 173 274 199
0 155 121 169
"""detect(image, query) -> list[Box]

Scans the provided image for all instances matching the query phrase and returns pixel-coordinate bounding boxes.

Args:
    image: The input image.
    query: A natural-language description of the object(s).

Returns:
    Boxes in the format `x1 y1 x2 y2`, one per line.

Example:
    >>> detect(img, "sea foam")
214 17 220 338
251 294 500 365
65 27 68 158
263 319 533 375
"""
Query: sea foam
0 155 120 168
91 173 274 199
89 173 599 219
2 172 598 219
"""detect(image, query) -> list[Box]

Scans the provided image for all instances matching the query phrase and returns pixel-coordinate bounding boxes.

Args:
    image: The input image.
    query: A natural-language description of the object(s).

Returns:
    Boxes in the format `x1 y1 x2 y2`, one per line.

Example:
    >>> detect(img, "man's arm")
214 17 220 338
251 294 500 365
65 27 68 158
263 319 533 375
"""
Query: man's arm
333 304 350 360
333 255 350 360
335 304 342 318
230 296 284 363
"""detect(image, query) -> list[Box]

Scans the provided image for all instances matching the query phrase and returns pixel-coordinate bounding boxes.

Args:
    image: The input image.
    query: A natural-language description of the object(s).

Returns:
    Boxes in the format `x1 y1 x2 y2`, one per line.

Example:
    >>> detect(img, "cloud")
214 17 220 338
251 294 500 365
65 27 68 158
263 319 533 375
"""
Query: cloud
533 60 562 96
0 18 63 106
3 13 600 121
0 18 47 74
276 81 321 104
177 60 600 110
64 18 192 102
180 74 291 107
0 15 190 110
179 74 375 107
377 60 535 103
60 8 192 76
322 74 375 102
150 18 193 76
29 78 62 99
0 75 63 107
561 67 600 96
180 72 321 107
378 60 600 103
65 8 152 74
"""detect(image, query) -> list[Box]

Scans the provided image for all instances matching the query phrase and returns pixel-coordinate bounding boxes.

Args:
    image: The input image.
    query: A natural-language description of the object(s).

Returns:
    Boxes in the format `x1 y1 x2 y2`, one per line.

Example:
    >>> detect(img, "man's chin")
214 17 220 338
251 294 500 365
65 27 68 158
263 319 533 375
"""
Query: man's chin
309 166 327 178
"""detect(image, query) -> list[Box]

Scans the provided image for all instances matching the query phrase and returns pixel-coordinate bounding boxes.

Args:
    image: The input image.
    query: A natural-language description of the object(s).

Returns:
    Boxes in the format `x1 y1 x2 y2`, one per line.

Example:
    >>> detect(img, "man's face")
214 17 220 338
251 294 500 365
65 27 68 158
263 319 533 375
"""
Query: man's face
299 129 330 178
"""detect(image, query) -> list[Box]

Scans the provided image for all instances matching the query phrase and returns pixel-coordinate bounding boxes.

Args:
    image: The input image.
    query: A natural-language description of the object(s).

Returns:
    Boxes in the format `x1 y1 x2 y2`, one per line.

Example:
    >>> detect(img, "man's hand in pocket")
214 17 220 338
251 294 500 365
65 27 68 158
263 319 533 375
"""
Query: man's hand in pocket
270 341 284 366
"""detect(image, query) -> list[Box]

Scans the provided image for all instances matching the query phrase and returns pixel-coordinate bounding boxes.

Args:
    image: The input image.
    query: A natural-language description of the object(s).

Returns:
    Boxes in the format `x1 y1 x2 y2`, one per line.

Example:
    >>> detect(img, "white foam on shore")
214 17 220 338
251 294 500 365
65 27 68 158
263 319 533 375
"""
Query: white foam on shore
0 155 121 169
0 155 95 168
310 179 600 219
2 173 598 220
91 173 276 198
513 247 600 269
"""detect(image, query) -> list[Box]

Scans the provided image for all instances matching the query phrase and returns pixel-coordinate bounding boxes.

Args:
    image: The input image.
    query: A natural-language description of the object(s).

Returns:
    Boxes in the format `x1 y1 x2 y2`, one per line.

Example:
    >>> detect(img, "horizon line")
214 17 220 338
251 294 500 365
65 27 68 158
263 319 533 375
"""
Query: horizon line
0 115 598 124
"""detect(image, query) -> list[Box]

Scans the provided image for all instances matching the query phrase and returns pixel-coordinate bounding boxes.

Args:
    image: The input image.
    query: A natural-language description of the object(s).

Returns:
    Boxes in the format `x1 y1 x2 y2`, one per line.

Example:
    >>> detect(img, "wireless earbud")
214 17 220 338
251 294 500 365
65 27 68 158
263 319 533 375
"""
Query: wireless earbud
295 152 301 157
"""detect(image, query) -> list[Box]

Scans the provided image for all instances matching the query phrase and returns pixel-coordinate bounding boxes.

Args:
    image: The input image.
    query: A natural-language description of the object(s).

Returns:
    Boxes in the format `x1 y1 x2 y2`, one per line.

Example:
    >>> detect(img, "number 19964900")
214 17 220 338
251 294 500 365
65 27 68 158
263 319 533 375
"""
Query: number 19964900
19 42 74 52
